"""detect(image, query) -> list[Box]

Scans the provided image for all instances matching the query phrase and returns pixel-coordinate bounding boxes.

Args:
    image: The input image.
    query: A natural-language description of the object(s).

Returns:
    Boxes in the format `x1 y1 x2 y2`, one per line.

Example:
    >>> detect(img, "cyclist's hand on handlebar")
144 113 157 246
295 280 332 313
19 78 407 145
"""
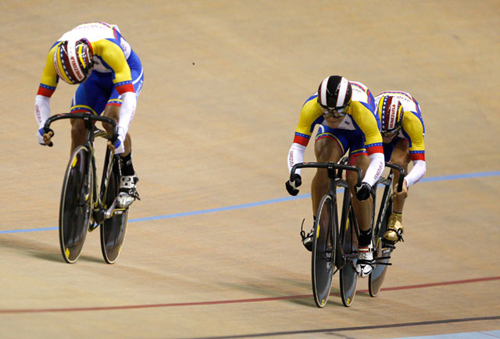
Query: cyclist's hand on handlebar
355 182 372 201
107 138 125 155
393 179 409 199
285 174 302 196
37 128 54 147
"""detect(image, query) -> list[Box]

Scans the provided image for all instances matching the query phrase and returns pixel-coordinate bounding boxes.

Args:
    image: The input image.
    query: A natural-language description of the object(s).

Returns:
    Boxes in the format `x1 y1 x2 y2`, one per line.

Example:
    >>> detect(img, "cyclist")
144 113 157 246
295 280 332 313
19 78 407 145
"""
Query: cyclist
285 75 385 277
33 22 144 208
374 91 426 244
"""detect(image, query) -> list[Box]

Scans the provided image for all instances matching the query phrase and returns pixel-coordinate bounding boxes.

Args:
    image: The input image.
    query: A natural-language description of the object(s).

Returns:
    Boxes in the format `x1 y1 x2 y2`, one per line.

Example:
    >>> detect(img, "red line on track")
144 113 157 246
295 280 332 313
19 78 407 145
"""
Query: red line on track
1 276 498 314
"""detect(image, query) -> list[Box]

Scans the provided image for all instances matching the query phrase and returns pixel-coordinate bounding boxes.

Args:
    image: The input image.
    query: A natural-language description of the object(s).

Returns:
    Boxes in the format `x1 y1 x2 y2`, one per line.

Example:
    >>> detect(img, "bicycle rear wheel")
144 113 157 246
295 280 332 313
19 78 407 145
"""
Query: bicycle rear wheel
339 207 359 307
59 145 93 264
100 154 129 264
311 194 336 308
369 198 393 297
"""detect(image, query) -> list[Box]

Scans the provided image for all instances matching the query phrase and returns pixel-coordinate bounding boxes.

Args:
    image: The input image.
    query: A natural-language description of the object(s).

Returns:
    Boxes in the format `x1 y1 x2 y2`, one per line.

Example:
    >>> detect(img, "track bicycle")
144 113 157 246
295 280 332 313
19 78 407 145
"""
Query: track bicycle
291 159 363 308
368 162 405 297
44 113 130 264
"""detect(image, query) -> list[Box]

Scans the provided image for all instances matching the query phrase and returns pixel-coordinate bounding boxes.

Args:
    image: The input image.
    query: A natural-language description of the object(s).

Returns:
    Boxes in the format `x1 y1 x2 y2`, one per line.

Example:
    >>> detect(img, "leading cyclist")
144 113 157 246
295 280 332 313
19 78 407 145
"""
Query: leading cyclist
285 75 385 277
374 90 426 245
33 22 144 208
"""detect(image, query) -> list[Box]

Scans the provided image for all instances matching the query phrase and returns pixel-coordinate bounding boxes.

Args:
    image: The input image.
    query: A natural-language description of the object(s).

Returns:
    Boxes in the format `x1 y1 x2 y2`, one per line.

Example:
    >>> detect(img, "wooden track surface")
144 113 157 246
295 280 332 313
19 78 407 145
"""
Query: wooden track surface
1 1 499 338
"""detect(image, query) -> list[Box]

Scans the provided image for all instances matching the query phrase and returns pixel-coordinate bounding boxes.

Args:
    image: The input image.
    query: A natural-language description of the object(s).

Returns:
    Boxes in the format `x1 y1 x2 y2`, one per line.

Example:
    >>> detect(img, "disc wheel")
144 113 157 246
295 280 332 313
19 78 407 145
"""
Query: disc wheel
59 146 93 264
369 198 393 297
100 157 129 264
311 194 336 308
339 208 359 307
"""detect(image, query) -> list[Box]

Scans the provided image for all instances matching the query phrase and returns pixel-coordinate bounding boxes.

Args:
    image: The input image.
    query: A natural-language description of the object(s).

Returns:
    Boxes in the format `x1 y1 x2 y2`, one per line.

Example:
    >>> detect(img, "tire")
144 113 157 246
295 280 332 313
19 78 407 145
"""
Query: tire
59 145 93 264
369 198 393 297
311 194 336 308
339 207 359 307
100 155 129 264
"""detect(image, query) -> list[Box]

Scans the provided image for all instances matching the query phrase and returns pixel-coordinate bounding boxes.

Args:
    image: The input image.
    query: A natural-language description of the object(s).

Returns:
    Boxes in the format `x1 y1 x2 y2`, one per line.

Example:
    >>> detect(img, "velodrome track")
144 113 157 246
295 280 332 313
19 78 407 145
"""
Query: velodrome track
1 1 499 338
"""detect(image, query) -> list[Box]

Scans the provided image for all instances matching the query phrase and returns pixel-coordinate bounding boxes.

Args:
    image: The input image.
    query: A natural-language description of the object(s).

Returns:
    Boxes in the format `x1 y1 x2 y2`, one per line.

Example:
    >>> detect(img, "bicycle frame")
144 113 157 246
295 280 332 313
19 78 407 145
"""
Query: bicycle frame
44 113 121 226
290 160 362 267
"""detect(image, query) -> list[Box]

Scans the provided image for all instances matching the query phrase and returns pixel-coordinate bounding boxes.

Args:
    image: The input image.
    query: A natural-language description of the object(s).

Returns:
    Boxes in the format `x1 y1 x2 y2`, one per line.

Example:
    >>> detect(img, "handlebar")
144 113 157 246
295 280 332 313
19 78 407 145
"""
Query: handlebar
43 113 119 143
385 162 406 193
290 161 363 187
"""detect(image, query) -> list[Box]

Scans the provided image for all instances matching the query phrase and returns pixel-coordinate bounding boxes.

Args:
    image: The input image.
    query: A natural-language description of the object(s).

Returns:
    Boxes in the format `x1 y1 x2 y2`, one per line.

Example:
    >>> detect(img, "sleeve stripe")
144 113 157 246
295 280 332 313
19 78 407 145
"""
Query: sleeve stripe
37 84 56 97
410 152 426 161
115 83 135 95
366 144 384 155
293 133 310 146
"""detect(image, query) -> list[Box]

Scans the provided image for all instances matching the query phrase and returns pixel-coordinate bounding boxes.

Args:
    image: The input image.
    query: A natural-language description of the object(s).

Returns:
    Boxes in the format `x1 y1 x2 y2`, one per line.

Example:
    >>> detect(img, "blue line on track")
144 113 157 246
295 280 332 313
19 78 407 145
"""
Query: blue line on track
1 171 499 234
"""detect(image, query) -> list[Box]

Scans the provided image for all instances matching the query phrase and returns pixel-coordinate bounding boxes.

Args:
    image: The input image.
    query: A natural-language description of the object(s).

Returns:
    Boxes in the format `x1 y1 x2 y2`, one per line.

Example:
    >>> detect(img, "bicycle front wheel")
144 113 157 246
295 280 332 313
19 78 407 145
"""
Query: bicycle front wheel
100 154 129 264
339 207 359 307
59 145 93 264
311 194 336 308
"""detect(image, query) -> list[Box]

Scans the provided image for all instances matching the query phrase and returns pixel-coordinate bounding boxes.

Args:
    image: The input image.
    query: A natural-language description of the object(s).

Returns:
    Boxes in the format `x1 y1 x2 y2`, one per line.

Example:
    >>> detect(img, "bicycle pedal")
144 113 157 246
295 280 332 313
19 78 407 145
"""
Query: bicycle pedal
88 223 99 232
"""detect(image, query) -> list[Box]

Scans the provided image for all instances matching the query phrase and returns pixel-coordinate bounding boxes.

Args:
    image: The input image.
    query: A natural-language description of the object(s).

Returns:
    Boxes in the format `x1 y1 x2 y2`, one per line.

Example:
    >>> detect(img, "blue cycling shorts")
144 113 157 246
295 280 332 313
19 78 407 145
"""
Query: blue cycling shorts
315 125 367 157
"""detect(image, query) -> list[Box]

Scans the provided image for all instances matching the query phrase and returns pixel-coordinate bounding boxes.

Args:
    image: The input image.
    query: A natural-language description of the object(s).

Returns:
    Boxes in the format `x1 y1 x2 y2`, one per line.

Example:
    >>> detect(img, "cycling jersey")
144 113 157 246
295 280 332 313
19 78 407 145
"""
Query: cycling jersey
37 22 135 98
375 91 426 186
288 81 385 186
34 22 143 148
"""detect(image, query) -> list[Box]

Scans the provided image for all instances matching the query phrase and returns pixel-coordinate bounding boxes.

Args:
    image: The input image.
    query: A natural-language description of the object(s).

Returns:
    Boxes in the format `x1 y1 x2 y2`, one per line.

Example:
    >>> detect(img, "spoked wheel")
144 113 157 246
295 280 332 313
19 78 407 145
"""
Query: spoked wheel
339 207 359 307
369 199 394 297
59 145 93 264
100 155 129 264
311 194 336 308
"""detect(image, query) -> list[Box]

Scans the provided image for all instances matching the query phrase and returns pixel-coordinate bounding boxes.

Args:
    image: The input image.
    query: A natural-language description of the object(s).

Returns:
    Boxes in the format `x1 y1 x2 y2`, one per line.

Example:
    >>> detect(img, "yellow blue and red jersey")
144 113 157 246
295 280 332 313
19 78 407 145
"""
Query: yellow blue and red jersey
37 22 137 98
292 81 383 156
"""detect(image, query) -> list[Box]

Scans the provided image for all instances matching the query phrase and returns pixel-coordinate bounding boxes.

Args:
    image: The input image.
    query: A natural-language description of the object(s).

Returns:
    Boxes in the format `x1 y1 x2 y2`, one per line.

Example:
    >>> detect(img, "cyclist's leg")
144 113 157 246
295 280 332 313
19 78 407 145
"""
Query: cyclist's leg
345 129 372 236
312 126 346 214
385 138 411 242
69 72 110 153
102 55 144 207
300 126 347 251
102 51 144 171
345 134 375 277
347 152 372 234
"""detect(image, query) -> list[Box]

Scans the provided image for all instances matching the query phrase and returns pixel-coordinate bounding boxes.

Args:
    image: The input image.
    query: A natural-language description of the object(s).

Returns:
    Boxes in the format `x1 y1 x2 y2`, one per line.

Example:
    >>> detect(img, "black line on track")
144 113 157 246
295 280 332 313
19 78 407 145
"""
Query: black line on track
190 315 500 339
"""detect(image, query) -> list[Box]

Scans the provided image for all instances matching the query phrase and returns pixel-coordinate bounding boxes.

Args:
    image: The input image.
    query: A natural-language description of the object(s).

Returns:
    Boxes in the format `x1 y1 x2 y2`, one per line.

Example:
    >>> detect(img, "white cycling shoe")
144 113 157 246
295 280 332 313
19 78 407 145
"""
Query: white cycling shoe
356 243 374 278
117 175 139 208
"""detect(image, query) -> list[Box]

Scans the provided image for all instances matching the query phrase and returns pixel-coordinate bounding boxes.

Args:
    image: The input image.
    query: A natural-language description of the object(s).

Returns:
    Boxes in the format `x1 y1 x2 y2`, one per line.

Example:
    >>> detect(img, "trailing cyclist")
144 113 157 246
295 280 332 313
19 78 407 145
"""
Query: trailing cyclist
285 75 385 277
374 91 426 245
33 22 144 208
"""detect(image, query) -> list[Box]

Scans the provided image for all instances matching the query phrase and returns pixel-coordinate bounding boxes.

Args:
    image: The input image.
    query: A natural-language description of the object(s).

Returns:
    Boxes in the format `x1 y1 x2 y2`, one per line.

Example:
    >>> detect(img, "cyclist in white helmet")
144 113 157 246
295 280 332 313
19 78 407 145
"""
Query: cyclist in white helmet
285 75 385 277
374 91 426 245
34 22 144 208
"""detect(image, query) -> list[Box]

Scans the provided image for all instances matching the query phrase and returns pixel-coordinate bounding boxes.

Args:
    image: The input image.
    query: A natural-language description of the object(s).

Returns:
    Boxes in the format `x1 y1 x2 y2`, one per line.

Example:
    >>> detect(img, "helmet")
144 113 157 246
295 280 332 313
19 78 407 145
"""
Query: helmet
53 39 93 84
378 96 404 134
317 75 352 112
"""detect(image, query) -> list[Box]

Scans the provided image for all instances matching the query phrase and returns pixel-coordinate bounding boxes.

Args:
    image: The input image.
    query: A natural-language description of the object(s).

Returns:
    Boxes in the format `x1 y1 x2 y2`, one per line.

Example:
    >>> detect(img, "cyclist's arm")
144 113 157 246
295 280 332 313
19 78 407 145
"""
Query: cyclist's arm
404 112 426 187
351 101 385 187
95 40 137 141
287 99 322 175
34 46 59 128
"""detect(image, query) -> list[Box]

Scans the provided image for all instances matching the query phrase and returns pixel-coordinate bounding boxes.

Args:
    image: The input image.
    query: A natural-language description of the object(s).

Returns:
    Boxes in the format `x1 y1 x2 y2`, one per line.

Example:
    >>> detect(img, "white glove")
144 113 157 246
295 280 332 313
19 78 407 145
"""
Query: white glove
37 128 45 145
113 138 125 155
